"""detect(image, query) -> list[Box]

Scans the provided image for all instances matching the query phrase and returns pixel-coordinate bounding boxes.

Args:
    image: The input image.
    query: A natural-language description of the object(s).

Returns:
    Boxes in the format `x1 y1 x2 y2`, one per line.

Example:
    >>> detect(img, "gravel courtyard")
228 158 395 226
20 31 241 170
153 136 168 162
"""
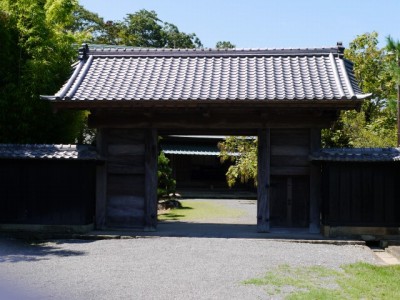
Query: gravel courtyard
0 236 380 300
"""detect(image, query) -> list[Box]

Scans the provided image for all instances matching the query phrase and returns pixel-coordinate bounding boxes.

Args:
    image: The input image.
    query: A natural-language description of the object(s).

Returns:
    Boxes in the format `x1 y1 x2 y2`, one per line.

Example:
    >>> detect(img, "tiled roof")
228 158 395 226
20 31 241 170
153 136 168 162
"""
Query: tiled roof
310 148 400 162
41 44 370 103
0 144 100 160
161 143 220 156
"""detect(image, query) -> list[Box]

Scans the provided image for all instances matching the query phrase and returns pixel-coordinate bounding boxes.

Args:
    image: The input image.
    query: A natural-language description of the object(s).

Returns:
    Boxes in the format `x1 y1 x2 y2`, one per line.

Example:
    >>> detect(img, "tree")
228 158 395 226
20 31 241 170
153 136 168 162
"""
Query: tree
215 41 235 49
119 10 202 48
157 151 176 199
0 0 86 143
120 10 165 47
218 136 257 187
322 32 397 148
163 22 202 48
386 35 400 146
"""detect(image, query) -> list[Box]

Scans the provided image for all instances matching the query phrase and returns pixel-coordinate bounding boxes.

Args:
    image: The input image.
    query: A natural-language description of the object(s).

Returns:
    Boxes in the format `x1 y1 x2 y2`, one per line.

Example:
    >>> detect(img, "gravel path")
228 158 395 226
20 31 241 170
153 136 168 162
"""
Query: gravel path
0 236 380 300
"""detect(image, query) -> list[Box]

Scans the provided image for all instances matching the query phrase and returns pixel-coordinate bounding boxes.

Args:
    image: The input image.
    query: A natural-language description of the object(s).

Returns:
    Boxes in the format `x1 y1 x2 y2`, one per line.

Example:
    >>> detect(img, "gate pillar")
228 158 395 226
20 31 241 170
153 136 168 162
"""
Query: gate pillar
257 128 271 232
309 128 321 233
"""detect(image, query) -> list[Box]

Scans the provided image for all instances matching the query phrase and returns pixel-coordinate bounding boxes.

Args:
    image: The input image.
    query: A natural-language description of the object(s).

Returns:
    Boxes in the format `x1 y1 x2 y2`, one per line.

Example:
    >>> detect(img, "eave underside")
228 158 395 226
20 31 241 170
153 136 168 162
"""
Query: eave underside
51 99 362 110
84 102 359 134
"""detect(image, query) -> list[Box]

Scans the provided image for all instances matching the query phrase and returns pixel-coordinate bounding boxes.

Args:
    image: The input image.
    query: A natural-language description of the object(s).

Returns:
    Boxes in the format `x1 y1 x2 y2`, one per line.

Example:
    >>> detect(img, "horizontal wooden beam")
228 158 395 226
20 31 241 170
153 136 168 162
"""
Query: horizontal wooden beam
270 166 310 176
88 110 338 129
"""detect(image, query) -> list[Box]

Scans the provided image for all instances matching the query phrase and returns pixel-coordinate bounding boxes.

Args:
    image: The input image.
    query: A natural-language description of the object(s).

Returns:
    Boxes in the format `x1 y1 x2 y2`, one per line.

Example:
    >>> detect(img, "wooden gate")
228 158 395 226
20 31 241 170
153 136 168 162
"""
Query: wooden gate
270 176 310 227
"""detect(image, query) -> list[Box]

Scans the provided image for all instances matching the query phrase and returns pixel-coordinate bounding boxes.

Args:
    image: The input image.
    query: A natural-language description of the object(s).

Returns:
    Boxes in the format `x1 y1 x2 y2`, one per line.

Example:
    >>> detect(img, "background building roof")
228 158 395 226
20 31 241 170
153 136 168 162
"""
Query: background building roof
0 144 100 160
311 148 400 162
41 44 370 104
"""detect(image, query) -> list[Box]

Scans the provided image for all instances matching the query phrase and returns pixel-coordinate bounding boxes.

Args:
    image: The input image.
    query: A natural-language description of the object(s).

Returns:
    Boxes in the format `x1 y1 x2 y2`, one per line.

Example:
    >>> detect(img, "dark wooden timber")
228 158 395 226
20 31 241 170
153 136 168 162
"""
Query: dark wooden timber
88 109 339 130
287 177 293 227
96 165 106 229
95 128 107 229
53 99 362 110
103 129 147 228
257 128 271 232
321 162 400 227
144 129 158 231
0 160 96 226
309 128 322 233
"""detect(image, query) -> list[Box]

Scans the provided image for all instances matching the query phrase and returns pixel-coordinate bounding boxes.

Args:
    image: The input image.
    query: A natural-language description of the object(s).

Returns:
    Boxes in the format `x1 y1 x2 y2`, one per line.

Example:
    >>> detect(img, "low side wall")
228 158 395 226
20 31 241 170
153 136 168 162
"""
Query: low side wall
0 160 96 226
321 162 400 238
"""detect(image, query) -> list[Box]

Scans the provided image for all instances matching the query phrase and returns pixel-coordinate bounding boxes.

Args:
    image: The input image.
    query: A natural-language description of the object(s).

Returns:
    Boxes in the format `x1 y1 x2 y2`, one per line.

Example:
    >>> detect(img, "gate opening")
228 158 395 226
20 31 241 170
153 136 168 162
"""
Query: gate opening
158 135 258 232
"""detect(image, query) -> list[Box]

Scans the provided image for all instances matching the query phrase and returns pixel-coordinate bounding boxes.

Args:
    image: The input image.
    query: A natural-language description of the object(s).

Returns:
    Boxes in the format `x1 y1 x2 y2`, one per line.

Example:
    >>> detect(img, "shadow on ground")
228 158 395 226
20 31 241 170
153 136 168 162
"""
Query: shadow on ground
0 238 91 263
99 221 328 241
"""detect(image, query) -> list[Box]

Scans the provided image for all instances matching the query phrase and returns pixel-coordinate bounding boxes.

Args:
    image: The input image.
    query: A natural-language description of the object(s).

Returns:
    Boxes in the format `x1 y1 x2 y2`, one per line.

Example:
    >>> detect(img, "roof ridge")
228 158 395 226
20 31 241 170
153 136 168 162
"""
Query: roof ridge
82 43 345 58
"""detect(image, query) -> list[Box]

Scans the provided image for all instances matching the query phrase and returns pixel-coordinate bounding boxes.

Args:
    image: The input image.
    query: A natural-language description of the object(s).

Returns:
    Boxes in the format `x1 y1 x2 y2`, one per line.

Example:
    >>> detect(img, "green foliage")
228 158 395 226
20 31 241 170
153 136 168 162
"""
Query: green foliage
121 10 165 47
218 136 257 187
0 0 86 143
386 35 400 85
0 4 206 143
118 9 202 48
71 8 203 48
323 32 398 148
244 262 400 299
215 41 236 49
157 151 176 199
163 22 202 48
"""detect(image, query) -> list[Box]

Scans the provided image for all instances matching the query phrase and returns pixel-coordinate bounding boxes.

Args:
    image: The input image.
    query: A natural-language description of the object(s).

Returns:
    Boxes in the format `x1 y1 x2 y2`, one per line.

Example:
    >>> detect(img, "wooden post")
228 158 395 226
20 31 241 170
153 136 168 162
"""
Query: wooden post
257 128 270 232
144 128 158 231
95 128 107 229
397 59 400 146
287 177 293 227
309 128 321 233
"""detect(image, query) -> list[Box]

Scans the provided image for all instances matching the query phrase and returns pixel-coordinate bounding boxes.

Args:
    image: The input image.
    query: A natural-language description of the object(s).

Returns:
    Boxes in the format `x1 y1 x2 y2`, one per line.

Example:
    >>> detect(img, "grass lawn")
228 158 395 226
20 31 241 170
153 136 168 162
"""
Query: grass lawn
244 262 400 299
158 200 244 221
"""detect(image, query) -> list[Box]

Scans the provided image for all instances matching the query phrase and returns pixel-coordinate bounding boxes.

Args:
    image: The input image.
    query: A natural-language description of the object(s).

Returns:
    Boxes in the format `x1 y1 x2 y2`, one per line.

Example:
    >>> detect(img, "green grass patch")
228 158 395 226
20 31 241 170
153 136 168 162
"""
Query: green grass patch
158 200 244 221
243 262 400 299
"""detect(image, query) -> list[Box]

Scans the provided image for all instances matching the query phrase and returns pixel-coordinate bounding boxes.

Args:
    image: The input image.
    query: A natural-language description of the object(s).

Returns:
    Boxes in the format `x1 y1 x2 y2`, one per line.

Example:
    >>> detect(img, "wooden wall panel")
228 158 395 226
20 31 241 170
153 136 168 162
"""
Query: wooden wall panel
269 176 309 228
108 144 145 156
107 158 145 174
106 195 145 227
107 174 145 196
270 129 310 176
0 161 96 226
102 128 148 228
321 162 400 227
103 129 145 144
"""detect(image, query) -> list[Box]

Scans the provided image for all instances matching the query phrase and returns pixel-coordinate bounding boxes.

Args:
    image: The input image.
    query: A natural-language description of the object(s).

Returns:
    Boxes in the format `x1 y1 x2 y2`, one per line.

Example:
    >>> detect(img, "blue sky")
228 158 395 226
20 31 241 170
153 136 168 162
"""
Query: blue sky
79 0 400 49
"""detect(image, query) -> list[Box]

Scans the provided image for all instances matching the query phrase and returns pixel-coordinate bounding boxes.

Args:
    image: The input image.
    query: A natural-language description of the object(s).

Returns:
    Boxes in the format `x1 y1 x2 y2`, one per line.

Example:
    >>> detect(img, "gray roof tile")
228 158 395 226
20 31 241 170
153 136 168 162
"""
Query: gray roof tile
42 45 370 103
0 144 100 160
310 148 400 162
161 143 221 156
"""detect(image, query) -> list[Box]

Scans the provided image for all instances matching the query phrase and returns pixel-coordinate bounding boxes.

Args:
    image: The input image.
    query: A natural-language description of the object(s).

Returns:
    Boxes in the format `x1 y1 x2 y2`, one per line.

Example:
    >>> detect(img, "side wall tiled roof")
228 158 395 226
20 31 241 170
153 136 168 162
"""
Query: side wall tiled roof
311 148 400 162
0 144 100 160
41 45 370 103
161 143 221 156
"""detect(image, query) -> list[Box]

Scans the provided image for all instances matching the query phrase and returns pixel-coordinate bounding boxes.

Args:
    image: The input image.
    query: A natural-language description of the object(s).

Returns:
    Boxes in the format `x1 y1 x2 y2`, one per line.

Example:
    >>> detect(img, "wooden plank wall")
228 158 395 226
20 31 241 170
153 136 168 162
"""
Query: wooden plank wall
269 176 309 227
0 160 96 225
102 129 147 228
321 162 400 226
269 129 311 228
270 129 310 176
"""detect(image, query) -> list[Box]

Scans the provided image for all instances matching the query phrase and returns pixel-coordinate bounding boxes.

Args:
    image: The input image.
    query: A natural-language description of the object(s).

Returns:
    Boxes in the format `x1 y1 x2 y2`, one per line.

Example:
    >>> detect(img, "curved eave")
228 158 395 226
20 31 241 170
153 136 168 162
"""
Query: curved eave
355 93 373 100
